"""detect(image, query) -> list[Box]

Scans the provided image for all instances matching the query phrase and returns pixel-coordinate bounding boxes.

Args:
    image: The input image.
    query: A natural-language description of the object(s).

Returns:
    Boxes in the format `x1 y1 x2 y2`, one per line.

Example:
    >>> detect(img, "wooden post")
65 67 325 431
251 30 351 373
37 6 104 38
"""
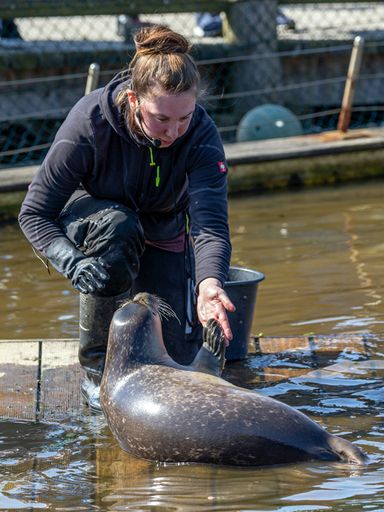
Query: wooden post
337 36 364 133
85 63 100 95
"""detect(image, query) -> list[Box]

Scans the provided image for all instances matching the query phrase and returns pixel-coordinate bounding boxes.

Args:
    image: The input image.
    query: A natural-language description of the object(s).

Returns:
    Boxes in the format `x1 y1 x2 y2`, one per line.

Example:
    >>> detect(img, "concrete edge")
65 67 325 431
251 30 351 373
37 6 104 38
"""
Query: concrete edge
1 128 384 195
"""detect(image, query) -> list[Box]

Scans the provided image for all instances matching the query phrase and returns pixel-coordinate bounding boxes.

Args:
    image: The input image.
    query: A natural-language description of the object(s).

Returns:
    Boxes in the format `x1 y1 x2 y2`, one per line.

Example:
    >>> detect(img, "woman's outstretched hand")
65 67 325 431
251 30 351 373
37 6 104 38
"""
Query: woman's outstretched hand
197 277 236 344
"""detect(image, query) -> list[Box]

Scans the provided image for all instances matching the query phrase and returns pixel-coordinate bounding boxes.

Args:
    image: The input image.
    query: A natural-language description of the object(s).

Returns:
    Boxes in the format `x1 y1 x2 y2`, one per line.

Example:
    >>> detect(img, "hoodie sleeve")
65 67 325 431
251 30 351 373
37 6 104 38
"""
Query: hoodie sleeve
187 112 231 288
18 106 95 254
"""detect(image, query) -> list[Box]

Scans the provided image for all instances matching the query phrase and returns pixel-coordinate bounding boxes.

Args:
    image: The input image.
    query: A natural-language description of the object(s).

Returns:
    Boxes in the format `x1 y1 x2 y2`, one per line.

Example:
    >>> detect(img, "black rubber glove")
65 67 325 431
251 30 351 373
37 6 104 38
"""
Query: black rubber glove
45 237 110 293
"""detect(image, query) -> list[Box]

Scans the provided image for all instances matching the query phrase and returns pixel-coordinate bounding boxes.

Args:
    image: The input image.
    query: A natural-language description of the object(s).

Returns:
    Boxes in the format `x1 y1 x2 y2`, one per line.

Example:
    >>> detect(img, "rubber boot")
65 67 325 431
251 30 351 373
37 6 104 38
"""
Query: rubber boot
79 290 131 413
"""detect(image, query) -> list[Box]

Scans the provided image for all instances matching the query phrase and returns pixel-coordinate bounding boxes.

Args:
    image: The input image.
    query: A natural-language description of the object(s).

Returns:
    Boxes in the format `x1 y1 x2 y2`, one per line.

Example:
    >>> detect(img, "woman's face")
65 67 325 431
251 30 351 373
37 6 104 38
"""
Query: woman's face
129 88 196 148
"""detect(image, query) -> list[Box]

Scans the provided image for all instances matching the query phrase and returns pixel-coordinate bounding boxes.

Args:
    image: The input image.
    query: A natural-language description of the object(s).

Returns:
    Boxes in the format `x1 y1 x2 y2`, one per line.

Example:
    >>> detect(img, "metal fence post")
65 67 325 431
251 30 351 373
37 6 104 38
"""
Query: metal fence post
85 63 100 95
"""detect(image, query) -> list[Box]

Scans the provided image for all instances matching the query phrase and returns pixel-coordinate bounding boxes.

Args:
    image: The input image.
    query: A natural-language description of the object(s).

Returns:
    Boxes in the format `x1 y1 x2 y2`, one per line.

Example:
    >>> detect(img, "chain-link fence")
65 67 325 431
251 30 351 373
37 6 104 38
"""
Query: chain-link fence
3 4 384 43
1 2 384 168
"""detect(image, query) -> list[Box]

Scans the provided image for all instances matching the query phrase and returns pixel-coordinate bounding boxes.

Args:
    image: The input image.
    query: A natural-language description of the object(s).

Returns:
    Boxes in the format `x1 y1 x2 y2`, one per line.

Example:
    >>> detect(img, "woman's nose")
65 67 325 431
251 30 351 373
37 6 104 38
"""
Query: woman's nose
165 123 179 139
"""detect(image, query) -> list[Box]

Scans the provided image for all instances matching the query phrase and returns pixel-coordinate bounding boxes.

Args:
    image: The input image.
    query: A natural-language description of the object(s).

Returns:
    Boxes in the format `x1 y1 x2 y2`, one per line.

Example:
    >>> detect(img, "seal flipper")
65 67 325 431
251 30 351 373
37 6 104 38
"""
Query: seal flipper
189 319 226 376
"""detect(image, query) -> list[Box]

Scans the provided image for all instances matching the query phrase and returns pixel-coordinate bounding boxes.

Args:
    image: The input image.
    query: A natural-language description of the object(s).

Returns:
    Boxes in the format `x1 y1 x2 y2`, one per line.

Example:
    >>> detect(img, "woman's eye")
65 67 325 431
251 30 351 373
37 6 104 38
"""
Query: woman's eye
155 115 191 123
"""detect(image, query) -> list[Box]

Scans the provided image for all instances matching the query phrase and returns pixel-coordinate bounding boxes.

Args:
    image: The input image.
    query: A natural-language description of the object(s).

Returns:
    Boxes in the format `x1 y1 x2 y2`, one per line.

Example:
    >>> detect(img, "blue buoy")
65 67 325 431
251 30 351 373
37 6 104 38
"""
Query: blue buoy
237 104 303 142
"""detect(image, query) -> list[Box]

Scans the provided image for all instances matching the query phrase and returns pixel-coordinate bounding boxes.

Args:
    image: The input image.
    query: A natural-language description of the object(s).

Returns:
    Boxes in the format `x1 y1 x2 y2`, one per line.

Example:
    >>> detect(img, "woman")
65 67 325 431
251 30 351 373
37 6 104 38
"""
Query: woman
18 25 235 411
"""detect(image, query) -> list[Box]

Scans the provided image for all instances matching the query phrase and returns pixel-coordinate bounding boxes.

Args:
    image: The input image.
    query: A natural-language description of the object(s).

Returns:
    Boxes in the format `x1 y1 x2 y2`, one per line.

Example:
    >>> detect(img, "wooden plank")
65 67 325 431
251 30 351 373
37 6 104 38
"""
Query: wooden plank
312 334 371 355
291 358 384 386
251 334 369 356
239 334 371 386
257 367 308 383
0 341 39 421
253 336 312 354
39 340 82 422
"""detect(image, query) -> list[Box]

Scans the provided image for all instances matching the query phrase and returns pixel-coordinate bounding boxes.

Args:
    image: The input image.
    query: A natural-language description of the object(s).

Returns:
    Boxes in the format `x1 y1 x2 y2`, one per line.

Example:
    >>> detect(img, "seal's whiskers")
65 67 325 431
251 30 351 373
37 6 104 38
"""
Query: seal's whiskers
157 298 181 325
126 292 181 325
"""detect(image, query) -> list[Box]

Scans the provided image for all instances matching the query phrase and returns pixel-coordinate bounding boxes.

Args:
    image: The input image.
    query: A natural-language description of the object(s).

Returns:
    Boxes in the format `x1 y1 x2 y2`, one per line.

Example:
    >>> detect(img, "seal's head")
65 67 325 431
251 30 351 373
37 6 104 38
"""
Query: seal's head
127 293 178 323
107 293 177 368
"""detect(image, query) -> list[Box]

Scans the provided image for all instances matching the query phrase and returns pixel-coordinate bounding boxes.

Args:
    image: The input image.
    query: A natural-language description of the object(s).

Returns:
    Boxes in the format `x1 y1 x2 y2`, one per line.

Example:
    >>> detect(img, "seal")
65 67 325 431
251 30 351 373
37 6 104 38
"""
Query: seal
100 293 367 467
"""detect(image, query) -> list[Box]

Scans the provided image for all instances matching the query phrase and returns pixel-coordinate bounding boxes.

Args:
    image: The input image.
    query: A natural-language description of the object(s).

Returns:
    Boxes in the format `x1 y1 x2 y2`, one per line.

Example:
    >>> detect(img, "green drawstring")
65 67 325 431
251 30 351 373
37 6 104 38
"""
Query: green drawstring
148 147 156 166
156 166 160 188
148 147 160 188
185 212 190 234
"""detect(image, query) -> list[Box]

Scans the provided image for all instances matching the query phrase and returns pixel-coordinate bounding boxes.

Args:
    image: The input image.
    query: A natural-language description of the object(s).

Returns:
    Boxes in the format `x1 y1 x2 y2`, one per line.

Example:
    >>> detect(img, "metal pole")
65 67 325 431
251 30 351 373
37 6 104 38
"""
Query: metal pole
337 36 364 133
84 63 100 95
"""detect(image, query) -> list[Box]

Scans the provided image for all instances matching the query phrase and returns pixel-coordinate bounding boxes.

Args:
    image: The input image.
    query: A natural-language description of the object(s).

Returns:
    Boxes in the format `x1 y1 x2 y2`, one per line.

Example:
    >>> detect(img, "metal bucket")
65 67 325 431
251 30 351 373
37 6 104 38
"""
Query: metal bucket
224 266 265 360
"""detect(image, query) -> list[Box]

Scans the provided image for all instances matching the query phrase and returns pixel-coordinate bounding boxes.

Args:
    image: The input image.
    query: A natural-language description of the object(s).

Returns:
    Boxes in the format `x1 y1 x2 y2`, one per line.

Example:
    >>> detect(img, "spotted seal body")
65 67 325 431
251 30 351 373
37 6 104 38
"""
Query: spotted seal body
100 293 367 467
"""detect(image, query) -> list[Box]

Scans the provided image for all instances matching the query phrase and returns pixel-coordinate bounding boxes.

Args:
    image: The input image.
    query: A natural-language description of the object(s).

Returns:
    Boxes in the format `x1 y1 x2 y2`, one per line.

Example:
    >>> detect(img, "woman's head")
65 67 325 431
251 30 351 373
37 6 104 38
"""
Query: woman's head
116 25 201 148
129 24 200 99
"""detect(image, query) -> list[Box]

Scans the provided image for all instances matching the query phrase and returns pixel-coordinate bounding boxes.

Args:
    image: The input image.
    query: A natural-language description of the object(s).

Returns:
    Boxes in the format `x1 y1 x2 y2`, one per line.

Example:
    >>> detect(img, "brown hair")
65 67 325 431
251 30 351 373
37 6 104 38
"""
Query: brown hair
115 25 200 122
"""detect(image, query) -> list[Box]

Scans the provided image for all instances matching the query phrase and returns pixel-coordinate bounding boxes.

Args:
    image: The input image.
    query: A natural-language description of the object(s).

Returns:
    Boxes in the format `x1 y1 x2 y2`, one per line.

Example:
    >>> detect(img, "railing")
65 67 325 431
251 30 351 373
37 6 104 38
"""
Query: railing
0 1 238 17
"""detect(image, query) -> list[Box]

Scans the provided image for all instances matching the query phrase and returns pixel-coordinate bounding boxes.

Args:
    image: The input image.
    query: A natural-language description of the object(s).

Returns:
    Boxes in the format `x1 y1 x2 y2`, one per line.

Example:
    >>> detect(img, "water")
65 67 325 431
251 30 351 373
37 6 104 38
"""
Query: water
229 181 384 337
1 181 383 339
0 180 384 510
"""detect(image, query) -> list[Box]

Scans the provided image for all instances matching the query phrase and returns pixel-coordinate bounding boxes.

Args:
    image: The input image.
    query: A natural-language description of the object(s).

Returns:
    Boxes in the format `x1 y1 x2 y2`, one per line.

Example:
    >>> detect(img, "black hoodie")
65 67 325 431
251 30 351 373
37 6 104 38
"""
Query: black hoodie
18 74 231 287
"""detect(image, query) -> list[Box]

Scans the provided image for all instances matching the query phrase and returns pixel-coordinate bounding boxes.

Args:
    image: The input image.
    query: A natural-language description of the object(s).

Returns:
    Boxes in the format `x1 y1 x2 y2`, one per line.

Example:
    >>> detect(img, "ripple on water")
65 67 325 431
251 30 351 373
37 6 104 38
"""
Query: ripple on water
0 418 108 511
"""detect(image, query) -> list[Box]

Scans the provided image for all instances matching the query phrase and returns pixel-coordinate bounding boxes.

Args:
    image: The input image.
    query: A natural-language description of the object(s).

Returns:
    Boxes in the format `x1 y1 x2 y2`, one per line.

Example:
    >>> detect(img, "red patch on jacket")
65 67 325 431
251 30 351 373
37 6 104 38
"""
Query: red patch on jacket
218 161 227 173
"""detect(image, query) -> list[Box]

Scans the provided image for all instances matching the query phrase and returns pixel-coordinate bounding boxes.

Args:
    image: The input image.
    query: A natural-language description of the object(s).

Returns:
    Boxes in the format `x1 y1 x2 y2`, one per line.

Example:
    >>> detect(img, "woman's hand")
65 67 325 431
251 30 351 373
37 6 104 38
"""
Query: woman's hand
197 277 236 343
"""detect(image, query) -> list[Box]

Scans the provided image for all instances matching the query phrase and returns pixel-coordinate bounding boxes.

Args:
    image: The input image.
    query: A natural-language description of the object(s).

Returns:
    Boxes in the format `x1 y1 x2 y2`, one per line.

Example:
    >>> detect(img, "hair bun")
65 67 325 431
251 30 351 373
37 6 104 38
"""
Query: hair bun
134 25 191 56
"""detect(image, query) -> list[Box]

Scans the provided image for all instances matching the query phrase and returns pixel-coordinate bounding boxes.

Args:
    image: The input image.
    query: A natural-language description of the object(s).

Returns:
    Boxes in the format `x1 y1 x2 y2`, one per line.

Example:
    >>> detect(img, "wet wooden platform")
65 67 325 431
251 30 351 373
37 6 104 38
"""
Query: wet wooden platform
0 334 374 423
0 338 82 423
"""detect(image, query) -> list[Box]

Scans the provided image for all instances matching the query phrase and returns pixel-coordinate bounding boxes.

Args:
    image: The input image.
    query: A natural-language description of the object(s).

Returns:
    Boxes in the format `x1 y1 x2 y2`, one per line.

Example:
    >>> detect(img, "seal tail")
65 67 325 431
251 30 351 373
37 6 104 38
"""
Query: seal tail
328 434 368 465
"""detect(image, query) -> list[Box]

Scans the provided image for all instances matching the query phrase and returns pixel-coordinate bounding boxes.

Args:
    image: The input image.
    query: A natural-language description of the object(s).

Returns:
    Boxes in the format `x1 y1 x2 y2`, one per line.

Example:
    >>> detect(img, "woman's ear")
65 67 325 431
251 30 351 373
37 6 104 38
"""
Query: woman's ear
127 90 138 110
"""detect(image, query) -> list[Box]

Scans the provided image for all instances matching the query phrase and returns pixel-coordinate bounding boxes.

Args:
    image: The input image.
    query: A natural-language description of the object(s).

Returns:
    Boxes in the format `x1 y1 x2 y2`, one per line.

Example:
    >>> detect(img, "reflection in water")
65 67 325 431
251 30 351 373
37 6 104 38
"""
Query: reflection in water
0 181 384 510
0 419 99 510
343 209 382 309
229 181 384 336
1 181 384 338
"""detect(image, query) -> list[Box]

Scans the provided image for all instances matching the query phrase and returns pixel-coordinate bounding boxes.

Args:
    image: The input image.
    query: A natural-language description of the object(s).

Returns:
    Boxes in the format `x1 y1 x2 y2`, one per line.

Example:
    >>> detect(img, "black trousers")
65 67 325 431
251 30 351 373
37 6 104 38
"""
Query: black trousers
58 191 201 365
